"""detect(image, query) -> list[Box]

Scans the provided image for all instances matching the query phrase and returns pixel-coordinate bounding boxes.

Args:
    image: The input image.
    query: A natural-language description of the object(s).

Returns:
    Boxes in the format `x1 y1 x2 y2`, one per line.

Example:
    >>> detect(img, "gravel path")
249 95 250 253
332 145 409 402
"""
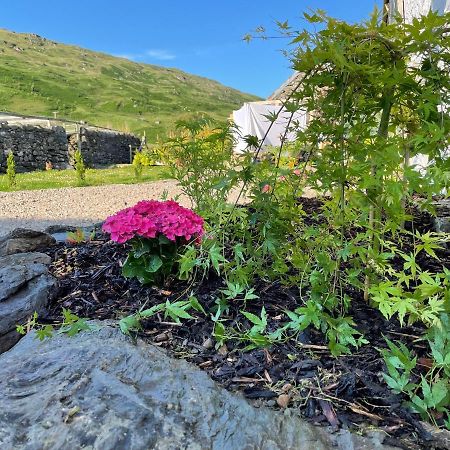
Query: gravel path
0 180 315 238
0 180 188 237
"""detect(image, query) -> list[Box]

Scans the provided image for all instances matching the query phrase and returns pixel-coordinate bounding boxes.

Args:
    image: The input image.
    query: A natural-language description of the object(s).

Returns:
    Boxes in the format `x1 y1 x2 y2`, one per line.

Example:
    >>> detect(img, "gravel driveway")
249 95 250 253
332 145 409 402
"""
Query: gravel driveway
0 180 188 237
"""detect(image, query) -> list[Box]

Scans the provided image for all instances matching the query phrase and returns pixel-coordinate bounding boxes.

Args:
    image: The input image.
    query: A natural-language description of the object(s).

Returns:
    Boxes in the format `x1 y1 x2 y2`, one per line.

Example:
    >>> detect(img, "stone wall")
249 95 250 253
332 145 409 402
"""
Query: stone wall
0 124 68 172
0 124 141 173
68 128 140 167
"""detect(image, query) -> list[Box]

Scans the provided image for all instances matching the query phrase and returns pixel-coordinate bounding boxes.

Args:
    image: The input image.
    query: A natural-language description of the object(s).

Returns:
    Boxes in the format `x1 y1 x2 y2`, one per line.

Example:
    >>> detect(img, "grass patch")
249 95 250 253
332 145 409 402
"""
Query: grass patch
0 165 170 191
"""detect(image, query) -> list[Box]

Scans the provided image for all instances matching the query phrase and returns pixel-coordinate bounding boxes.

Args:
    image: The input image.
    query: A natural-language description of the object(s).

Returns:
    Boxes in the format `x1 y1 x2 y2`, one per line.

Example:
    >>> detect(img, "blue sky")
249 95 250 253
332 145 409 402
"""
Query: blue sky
2 0 383 98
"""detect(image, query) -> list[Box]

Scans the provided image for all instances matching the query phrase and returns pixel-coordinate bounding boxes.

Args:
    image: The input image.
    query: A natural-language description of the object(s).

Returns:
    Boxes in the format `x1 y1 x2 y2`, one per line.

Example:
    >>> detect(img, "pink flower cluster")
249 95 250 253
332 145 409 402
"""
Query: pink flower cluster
102 200 204 244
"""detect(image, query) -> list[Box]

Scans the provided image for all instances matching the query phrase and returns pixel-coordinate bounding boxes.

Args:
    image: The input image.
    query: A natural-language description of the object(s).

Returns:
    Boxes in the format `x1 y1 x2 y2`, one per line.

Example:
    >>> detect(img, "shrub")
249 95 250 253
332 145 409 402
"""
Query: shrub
132 152 144 180
103 200 204 284
6 151 16 189
159 117 238 216
74 149 86 185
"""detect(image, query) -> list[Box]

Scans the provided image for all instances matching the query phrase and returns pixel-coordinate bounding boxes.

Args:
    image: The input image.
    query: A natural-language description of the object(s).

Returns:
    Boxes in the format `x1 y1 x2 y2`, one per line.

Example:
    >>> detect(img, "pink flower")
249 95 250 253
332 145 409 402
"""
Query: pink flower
278 175 287 182
261 184 272 193
293 169 301 176
102 200 204 244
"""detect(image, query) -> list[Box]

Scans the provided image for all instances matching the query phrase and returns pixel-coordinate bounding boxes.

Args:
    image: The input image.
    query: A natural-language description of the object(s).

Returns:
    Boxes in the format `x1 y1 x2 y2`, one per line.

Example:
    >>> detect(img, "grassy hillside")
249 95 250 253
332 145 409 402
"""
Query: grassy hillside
0 29 260 141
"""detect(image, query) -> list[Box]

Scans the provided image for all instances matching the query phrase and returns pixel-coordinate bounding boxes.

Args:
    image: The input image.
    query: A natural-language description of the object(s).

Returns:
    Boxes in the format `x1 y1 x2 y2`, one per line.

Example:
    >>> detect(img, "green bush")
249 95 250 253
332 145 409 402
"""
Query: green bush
6 151 16 189
74 149 86 186
159 117 239 216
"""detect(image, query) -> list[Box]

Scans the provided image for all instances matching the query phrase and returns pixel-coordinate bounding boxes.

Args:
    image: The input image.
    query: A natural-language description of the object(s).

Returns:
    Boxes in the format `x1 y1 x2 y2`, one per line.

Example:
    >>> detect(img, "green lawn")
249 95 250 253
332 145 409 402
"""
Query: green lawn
0 165 170 192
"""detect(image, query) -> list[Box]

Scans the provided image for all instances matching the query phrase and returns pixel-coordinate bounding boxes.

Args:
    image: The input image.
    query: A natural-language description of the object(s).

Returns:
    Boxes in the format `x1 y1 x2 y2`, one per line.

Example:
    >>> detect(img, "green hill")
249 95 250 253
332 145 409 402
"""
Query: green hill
0 29 260 141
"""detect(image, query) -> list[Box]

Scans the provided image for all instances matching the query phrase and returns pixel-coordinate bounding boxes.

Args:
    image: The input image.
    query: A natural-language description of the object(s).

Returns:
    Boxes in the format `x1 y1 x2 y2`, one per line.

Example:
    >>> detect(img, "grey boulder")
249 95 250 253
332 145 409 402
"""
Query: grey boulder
0 252 54 353
0 228 56 256
0 323 397 450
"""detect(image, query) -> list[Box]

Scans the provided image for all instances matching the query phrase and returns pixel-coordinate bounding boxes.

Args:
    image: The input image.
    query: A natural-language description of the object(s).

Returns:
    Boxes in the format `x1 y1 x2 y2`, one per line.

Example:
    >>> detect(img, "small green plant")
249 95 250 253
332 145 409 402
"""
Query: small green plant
381 323 450 430
119 295 205 335
66 228 95 244
16 309 90 341
132 151 148 180
6 150 16 189
74 149 86 185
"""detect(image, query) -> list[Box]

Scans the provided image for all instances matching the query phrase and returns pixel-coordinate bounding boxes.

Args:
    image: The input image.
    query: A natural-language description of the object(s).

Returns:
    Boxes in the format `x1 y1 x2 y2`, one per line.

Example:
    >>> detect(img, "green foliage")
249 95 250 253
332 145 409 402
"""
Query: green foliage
119 295 205 335
159 117 239 216
381 321 450 429
66 228 95 244
132 151 145 180
122 235 179 285
73 149 86 186
132 150 155 180
16 309 90 341
6 151 16 188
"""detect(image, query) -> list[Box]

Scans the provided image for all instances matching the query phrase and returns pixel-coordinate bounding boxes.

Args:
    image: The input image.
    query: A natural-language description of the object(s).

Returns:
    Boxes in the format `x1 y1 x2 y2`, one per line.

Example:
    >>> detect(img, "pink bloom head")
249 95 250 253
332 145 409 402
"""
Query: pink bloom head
103 200 204 244
278 175 287 182
293 169 301 176
261 184 272 193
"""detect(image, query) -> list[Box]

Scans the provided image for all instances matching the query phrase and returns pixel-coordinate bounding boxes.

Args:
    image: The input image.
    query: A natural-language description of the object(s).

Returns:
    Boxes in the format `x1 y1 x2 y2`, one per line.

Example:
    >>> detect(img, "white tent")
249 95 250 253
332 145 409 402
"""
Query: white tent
386 0 449 23
232 101 307 154
386 0 450 170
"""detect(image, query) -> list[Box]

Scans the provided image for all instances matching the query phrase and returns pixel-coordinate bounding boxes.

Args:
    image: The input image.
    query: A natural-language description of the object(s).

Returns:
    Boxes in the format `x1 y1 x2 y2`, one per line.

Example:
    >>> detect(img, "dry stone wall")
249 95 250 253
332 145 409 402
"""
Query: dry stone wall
68 128 140 167
0 123 140 173
0 124 68 172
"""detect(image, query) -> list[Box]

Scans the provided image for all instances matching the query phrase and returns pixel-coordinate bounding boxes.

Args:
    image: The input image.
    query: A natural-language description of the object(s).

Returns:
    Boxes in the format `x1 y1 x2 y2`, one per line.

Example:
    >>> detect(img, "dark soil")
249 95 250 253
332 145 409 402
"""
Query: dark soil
43 198 450 450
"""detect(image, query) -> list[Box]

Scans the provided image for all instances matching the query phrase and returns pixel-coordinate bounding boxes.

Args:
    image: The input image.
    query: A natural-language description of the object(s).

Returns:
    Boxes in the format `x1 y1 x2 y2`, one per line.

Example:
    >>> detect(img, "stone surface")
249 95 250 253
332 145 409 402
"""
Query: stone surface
0 123 140 173
0 228 56 256
433 199 450 234
420 422 450 450
0 252 54 353
0 323 397 450
0 124 68 172
68 127 140 167
45 224 78 234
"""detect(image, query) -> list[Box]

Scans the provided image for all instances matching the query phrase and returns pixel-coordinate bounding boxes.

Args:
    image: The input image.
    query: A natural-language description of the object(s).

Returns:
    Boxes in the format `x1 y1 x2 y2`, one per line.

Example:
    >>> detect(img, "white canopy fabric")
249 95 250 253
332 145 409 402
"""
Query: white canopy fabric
388 0 449 170
232 102 307 153
397 0 449 23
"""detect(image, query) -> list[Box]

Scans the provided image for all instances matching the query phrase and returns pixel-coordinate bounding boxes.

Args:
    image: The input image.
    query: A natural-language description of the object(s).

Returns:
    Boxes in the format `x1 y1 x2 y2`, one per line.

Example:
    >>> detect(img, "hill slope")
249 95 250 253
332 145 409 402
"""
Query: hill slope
0 29 260 141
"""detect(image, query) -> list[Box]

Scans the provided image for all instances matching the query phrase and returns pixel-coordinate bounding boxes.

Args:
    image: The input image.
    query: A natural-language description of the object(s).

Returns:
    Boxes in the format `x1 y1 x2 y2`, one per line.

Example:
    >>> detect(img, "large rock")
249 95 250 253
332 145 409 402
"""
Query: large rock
0 252 54 353
0 323 397 450
0 228 55 256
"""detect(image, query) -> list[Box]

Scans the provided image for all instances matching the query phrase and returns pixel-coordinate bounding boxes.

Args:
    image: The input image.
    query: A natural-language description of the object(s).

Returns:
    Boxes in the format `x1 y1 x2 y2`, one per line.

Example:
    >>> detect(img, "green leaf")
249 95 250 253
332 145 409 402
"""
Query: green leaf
189 296 206 314
119 315 141 335
209 244 226 275
213 321 226 346
140 303 165 318
242 311 263 326
147 254 163 273
64 318 90 337
36 325 54 341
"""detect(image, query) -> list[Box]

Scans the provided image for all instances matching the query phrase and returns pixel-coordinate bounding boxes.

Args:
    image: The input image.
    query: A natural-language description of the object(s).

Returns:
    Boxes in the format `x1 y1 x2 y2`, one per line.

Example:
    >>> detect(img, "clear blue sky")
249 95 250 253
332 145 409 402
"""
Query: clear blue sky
2 0 383 98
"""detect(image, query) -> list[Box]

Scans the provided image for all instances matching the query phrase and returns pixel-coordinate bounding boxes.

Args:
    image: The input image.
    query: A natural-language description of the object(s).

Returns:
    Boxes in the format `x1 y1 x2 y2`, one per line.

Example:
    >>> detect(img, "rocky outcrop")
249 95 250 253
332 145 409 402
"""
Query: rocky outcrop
0 252 54 353
0 323 397 450
0 228 55 256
